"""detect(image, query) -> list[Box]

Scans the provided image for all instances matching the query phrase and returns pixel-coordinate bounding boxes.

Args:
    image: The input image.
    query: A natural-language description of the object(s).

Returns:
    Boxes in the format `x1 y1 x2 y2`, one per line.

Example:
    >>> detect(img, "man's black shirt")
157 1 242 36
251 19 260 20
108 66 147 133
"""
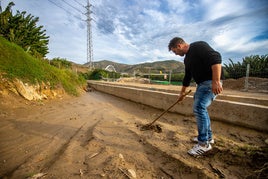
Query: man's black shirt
182 41 224 86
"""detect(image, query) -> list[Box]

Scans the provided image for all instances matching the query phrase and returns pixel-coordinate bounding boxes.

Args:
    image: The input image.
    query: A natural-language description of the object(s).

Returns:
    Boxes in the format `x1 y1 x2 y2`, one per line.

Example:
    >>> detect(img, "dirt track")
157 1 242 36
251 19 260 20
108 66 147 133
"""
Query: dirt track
0 89 268 178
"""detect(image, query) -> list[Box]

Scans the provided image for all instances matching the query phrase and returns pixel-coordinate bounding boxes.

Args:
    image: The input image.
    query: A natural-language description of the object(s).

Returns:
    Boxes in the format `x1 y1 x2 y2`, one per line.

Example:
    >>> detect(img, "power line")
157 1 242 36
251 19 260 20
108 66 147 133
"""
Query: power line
47 0 142 65
48 0 94 68
60 0 85 14
47 0 84 21
72 0 85 7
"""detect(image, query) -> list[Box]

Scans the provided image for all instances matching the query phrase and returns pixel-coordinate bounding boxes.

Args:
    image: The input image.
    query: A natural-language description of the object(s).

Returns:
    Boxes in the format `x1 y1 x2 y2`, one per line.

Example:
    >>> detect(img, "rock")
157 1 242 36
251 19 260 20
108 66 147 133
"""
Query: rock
127 169 137 178
265 138 268 145
119 153 124 159
14 79 42 100
27 173 47 179
79 169 83 176
10 78 64 101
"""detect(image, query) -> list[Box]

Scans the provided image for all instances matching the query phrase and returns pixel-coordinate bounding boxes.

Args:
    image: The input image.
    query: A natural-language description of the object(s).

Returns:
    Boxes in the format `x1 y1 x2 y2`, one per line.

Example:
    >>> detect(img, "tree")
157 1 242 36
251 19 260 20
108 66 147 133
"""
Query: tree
224 55 268 78
0 2 49 58
0 2 14 36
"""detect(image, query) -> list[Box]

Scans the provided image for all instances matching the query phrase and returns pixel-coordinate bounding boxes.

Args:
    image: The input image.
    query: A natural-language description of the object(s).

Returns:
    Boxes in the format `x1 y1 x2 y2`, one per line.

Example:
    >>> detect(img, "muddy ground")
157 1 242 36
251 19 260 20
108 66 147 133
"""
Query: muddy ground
0 83 268 179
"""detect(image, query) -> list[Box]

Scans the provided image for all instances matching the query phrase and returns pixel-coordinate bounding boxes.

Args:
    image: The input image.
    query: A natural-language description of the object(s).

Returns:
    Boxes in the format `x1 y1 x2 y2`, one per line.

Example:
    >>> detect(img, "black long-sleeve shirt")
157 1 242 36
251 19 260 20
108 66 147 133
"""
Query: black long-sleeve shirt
183 41 224 86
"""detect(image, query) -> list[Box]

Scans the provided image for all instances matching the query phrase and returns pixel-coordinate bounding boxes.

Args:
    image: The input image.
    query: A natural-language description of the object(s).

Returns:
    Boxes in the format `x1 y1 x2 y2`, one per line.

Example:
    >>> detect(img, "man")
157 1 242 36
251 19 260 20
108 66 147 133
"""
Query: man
168 37 223 156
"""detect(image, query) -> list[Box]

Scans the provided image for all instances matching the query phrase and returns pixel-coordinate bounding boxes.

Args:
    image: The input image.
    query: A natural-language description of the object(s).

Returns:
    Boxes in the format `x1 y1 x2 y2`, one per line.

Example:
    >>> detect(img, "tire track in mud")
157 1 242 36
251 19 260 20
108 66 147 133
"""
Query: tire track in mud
0 153 40 179
0 140 53 178
39 114 104 178
0 119 64 178
40 122 86 172
1 116 100 179
80 120 101 147
35 94 111 177
3 124 87 179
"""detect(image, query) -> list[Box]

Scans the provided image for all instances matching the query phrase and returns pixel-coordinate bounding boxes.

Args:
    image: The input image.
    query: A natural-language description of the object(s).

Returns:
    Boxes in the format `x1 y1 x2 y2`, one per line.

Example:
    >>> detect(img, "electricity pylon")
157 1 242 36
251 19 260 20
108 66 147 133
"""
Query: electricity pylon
85 0 93 69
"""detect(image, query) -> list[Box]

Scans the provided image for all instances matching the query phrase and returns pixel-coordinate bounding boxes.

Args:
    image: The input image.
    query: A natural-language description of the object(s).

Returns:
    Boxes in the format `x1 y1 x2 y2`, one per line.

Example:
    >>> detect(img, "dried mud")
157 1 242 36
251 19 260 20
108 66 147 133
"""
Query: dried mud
0 89 267 179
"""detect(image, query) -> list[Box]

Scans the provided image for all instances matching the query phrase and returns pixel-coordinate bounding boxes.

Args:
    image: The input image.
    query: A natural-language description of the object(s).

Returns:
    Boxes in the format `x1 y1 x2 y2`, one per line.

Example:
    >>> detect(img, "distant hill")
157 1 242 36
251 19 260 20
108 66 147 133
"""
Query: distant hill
84 60 185 74
91 60 131 73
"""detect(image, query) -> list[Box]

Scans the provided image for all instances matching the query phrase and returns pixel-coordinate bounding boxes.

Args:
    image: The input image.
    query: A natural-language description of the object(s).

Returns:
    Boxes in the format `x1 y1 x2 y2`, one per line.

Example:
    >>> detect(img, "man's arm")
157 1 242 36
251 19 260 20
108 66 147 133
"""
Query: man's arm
179 86 187 101
180 68 191 101
211 64 223 95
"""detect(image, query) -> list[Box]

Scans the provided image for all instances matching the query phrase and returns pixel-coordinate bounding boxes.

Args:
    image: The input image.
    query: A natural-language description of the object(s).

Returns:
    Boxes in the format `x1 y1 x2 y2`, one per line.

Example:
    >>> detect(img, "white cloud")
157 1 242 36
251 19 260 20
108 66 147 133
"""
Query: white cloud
2 0 268 65
202 0 246 20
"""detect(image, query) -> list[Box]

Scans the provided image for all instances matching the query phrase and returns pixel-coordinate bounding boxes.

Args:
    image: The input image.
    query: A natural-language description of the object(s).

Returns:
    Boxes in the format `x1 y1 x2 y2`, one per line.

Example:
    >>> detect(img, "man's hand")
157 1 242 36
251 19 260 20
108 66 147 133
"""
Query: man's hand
211 64 223 95
178 93 186 101
212 80 223 95
178 87 191 101
179 86 187 101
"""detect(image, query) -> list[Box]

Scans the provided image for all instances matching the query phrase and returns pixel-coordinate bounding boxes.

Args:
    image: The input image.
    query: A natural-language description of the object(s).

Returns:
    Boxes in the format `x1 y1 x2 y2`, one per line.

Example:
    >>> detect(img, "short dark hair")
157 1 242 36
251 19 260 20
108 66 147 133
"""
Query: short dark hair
168 37 185 51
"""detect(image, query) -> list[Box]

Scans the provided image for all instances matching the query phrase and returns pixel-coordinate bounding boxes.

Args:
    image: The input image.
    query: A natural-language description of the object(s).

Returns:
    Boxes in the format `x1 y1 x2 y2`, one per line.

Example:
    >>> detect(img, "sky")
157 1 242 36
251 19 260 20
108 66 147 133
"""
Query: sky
1 0 268 65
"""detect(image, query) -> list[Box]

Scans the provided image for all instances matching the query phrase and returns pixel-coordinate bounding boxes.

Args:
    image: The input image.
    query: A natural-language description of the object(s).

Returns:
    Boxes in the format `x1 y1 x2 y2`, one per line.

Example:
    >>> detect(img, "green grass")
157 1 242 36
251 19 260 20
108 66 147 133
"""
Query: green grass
0 36 86 96
150 80 182 85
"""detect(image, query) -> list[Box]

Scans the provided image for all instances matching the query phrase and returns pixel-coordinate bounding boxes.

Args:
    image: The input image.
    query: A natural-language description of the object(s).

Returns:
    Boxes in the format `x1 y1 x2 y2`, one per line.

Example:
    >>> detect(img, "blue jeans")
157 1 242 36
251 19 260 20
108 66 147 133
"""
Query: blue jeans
193 80 217 145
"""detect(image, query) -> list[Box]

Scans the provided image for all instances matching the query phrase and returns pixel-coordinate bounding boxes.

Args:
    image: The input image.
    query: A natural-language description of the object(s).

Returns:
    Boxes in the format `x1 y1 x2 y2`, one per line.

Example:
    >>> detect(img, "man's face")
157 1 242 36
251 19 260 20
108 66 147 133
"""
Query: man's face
171 44 184 56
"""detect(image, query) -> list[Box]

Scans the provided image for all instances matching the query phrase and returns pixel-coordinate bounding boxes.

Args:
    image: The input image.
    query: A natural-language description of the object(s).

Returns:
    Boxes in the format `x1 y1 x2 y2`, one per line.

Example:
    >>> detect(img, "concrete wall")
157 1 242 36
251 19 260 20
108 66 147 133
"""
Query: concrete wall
88 81 268 132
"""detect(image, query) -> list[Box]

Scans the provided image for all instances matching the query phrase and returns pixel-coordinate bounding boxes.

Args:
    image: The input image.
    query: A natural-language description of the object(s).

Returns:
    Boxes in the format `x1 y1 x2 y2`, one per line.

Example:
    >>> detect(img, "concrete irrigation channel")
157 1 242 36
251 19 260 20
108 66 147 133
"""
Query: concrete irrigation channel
88 80 268 132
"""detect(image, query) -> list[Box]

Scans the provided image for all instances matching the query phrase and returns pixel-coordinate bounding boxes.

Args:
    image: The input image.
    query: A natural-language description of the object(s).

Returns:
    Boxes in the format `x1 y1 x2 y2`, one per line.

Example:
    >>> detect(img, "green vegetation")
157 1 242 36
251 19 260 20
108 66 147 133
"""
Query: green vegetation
0 2 49 58
224 55 268 79
49 57 72 69
143 72 184 82
0 2 85 96
82 69 120 80
0 36 85 96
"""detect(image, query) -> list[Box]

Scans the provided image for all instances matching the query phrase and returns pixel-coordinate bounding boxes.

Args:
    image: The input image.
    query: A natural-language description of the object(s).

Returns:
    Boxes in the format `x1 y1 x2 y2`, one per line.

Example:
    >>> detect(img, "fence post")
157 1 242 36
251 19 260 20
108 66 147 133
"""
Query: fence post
244 64 250 91
169 70 172 85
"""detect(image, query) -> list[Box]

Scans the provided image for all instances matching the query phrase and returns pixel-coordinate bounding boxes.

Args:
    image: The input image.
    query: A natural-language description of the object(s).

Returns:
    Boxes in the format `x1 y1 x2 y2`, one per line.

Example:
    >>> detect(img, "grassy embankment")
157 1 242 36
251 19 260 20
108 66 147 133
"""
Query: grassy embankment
0 36 86 96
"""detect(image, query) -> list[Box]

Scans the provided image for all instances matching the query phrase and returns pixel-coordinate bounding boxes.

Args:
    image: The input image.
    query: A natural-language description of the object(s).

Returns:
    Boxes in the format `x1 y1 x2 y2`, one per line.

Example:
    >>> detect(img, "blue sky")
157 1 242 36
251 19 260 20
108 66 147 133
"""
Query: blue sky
1 0 268 65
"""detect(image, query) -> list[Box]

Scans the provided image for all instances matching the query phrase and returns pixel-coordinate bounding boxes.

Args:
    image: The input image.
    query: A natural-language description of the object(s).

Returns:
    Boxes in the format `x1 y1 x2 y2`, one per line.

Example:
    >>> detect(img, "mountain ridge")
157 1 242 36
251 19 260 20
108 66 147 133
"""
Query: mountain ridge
84 60 185 74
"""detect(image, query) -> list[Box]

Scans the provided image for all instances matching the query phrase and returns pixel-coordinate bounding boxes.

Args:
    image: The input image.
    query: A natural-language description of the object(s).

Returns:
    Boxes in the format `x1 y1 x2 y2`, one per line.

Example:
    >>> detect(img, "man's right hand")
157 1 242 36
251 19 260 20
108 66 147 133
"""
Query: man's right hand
179 86 187 101
178 93 186 101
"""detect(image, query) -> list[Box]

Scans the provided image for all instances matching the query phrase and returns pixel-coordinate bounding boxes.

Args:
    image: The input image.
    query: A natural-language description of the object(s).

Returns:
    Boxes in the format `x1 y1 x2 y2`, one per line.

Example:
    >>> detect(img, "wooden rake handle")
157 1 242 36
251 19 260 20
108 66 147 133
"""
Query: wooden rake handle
147 90 192 126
